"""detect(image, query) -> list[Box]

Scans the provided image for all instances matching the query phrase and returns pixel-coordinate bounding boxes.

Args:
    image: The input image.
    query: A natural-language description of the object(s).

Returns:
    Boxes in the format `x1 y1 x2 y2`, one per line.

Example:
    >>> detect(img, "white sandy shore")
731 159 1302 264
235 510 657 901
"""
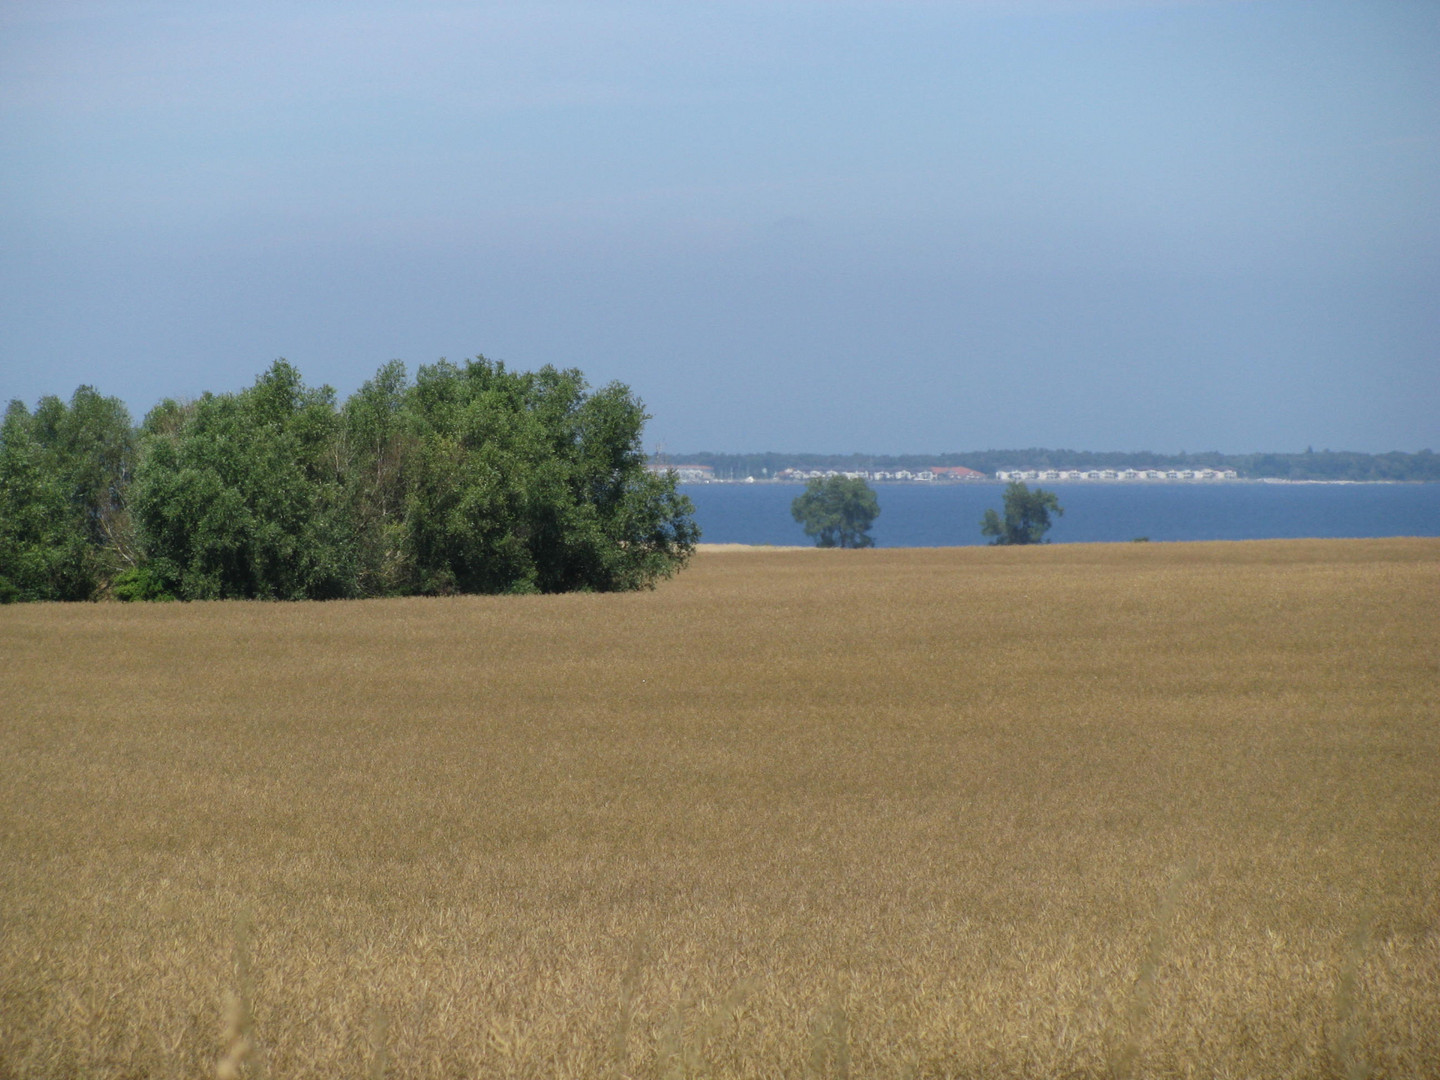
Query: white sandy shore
695 542 811 552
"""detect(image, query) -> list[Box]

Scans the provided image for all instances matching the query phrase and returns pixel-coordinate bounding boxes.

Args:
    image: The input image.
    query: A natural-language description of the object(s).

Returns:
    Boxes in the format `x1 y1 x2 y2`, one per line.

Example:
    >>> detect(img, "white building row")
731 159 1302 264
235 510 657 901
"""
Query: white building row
775 466 988 483
996 468 1239 482
778 468 933 482
644 463 716 483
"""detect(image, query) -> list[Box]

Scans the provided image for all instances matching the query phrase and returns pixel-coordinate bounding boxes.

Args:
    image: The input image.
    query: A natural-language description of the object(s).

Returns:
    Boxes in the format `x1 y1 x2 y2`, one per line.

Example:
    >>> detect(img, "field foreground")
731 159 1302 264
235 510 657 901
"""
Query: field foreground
2 539 1437 1078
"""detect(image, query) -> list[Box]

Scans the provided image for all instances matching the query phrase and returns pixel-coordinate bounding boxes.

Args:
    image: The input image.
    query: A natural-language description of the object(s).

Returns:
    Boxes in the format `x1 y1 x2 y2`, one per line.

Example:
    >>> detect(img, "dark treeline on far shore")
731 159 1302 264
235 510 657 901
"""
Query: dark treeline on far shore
0 360 697 603
663 448 1440 482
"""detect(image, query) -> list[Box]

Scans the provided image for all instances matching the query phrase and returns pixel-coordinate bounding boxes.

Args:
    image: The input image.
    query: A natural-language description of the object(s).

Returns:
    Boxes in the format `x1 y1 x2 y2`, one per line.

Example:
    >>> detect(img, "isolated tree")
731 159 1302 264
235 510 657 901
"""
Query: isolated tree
791 476 880 548
981 481 1063 545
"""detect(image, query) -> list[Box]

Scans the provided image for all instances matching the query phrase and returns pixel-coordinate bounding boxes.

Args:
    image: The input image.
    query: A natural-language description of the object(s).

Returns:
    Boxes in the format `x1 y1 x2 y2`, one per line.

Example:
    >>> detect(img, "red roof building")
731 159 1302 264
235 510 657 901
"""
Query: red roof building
931 466 987 480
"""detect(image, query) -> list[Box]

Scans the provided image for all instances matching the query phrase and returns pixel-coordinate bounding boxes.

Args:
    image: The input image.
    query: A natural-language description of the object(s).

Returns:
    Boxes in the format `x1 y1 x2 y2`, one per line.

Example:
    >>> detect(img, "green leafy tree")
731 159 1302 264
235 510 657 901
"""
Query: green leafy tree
30 387 139 574
0 401 78 602
340 360 415 595
348 357 698 595
0 388 137 601
791 476 880 548
981 481 1063 545
131 361 357 600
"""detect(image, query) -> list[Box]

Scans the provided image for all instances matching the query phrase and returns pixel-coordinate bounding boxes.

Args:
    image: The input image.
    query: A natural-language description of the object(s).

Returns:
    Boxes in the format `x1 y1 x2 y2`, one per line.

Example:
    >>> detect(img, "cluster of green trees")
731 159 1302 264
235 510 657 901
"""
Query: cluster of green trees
667 448 1440 482
1 359 698 602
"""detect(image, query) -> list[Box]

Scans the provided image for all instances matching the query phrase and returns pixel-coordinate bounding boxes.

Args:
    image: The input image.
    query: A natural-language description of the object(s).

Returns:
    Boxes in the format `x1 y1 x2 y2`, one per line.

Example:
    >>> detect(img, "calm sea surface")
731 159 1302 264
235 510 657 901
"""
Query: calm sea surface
682 482 1440 547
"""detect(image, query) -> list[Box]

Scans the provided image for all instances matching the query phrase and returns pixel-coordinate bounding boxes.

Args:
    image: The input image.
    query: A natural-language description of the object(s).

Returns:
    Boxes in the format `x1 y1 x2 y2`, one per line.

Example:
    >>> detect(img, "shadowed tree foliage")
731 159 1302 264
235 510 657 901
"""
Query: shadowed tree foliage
982 481 1064 545
0 388 137 602
791 476 880 548
344 358 698 595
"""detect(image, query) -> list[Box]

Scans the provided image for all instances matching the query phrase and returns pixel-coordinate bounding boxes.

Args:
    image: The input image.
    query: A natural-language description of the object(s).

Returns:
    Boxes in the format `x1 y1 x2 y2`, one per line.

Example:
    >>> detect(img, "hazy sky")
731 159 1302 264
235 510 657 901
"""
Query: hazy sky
3 0 1436 453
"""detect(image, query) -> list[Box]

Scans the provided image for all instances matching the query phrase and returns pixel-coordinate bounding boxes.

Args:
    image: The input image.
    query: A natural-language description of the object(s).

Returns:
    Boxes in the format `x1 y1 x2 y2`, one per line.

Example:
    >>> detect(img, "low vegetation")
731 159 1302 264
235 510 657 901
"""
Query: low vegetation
2 538 1436 1077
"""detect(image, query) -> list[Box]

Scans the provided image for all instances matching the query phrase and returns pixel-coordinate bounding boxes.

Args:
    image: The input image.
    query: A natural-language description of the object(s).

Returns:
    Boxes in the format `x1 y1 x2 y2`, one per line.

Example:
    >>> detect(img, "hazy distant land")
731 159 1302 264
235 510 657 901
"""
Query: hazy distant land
661 448 1439 483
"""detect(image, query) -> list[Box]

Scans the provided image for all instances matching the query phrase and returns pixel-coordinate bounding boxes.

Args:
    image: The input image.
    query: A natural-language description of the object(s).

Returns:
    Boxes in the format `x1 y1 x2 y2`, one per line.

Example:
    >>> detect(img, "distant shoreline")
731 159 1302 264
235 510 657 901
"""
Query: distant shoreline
676 477 1428 486
681 482 1440 546
695 542 810 552
657 449 1439 485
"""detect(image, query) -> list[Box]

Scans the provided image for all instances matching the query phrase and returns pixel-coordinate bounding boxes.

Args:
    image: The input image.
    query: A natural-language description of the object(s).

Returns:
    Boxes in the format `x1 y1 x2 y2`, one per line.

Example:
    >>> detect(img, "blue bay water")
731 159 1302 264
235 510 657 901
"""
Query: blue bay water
682 482 1440 547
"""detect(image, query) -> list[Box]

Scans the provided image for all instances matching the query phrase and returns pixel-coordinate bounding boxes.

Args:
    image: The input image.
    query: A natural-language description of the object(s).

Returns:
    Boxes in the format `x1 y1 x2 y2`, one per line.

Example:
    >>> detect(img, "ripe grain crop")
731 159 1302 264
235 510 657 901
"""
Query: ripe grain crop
1 538 1437 1078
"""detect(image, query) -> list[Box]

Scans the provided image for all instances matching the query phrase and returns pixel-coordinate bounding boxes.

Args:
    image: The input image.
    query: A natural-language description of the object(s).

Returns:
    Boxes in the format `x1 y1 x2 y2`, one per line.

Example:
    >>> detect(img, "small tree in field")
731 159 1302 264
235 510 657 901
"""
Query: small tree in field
981 481 1063 545
791 476 880 548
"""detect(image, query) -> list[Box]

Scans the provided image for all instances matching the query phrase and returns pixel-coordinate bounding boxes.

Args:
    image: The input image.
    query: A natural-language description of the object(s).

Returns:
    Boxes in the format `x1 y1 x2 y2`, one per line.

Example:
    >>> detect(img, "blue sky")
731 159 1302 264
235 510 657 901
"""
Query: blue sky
3 0 1436 453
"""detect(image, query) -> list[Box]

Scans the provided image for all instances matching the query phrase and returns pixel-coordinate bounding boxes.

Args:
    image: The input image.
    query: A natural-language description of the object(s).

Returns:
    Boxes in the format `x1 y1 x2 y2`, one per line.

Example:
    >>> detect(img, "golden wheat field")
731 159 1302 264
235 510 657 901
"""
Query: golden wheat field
2 538 1438 1079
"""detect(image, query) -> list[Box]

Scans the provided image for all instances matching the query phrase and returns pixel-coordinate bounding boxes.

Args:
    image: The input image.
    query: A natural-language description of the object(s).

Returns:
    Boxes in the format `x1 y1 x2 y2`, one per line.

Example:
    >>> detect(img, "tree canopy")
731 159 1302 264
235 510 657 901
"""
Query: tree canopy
791 476 880 548
981 481 1063 545
131 362 356 600
0 388 136 602
2 358 698 601
343 358 699 596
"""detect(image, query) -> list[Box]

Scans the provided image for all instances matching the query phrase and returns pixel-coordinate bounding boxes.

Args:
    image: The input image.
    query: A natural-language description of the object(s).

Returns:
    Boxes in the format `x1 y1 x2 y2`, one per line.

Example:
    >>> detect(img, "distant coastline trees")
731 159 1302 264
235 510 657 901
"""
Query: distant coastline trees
1 359 698 602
